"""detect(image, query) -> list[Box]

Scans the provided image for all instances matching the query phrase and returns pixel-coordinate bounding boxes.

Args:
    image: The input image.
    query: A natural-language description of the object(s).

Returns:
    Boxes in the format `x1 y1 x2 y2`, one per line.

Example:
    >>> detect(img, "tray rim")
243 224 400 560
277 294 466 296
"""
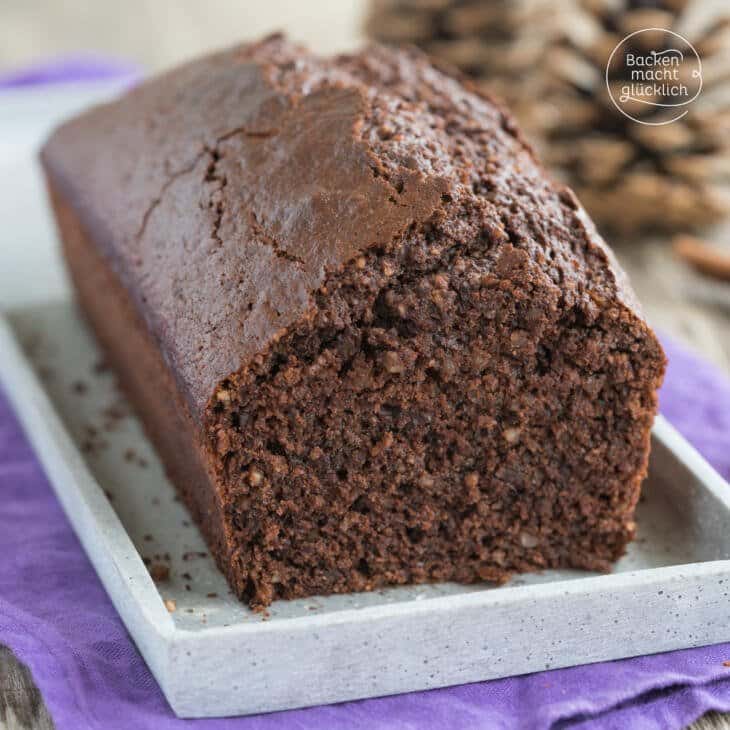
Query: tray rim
4 303 730 714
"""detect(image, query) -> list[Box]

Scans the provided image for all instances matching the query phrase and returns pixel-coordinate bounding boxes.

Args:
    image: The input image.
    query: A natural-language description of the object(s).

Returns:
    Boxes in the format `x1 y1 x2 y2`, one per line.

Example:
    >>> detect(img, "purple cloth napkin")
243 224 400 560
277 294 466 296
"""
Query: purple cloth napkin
0 55 137 88
4 61 730 730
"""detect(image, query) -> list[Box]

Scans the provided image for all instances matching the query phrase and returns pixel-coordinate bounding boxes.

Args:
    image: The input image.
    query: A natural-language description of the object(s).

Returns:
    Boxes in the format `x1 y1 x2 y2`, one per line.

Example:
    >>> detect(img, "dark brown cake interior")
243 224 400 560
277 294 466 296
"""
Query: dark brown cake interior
208 204 662 607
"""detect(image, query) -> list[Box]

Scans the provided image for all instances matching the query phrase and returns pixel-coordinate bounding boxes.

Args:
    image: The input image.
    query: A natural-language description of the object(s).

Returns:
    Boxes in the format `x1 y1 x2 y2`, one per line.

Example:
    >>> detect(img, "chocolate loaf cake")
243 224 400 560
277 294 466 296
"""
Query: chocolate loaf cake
41 35 665 608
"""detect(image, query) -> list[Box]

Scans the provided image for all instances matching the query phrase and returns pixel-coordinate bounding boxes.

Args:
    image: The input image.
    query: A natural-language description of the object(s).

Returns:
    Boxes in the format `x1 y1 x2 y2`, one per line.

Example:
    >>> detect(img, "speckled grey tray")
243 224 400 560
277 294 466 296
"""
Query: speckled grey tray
2 300 730 718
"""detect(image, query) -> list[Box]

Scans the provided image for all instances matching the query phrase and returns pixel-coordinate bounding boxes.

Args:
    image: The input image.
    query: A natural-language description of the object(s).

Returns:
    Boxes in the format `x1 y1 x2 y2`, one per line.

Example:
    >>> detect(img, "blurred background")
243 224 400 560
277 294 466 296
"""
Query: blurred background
2 0 730 371
0 1 367 69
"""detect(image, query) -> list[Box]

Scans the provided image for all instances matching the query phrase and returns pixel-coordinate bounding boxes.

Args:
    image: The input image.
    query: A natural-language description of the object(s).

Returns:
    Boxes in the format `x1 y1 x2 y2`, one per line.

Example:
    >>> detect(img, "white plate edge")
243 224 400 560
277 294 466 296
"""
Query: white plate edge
0 312 175 656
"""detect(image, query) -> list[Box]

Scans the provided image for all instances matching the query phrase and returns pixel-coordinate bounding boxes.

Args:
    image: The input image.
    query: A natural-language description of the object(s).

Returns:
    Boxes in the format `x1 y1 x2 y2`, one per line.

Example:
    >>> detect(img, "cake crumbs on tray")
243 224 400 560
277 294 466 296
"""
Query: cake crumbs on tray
92 359 110 375
124 447 150 468
182 551 207 561
71 380 88 395
100 402 129 432
37 366 55 382
149 563 170 583
80 434 109 455
20 330 43 359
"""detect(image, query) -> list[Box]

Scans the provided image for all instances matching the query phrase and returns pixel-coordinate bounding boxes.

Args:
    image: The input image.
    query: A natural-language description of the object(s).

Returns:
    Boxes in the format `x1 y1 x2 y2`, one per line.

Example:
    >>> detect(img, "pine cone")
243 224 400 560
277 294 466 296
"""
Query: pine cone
365 0 567 126
366 0 730 236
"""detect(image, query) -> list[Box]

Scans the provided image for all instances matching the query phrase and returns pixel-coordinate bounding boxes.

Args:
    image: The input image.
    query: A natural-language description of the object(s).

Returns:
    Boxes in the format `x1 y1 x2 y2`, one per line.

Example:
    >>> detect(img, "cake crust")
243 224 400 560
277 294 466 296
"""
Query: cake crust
42 35 666 608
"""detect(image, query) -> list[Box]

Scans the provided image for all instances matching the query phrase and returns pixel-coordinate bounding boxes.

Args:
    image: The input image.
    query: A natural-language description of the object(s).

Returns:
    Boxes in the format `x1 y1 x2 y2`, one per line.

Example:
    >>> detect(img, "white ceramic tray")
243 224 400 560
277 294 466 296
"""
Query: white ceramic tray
2 300 730 718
